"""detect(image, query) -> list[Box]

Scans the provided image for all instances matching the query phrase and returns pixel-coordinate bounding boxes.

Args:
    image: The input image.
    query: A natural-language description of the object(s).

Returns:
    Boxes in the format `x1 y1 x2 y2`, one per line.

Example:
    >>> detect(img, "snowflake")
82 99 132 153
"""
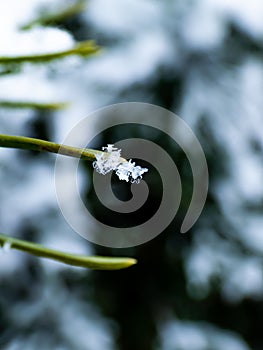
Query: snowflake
115 159 148 183
93 144 121 175
102 144 118 153
93 144 148 183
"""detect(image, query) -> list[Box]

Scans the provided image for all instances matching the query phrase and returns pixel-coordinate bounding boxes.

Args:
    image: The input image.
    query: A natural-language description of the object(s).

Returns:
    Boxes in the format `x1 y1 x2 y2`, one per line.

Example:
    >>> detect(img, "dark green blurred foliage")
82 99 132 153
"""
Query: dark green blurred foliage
81 74 192 350
79 23 263 350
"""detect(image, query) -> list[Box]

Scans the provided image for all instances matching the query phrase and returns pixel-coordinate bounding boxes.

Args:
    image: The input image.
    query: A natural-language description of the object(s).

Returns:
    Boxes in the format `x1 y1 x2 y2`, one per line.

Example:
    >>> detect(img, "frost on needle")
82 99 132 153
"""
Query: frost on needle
93 144 148 183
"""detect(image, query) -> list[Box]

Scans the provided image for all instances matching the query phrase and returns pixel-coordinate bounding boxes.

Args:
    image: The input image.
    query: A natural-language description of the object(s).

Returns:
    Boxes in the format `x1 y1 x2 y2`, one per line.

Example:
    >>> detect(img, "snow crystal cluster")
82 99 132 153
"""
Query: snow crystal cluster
93 144 148 183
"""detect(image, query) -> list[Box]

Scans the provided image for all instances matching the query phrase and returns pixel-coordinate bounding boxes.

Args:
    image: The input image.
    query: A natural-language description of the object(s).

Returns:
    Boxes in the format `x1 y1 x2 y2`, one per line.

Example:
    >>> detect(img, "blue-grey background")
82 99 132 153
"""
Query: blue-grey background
1 1 263 349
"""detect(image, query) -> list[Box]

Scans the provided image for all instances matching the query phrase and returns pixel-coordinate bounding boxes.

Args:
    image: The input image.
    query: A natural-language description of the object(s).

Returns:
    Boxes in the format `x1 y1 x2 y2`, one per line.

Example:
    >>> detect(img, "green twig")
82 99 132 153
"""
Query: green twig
0 41 99 65
0 100 68 110
0 134 127 163
21 0 86 30
0 233 136 270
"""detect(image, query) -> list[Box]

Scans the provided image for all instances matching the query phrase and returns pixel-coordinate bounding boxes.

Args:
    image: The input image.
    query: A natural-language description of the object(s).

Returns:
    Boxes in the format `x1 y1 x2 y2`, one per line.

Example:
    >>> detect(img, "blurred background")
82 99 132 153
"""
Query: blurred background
1 0 263 349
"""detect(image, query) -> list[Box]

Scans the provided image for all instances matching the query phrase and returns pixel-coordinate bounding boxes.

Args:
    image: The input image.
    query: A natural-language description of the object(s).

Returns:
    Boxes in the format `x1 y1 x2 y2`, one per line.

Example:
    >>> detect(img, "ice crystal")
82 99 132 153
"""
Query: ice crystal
115 159 148 183
93 144 148 183
93 144 121 175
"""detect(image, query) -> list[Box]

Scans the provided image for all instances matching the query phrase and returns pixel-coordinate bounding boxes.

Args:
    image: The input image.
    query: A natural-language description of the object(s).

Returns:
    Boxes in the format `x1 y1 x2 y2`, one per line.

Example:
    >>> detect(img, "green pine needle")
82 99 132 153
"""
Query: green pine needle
0 233 137 270
0 41 100 65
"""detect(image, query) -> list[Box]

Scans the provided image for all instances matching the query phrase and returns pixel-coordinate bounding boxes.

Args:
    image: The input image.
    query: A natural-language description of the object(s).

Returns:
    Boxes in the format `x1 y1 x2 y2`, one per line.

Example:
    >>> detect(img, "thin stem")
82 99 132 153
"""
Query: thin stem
21 0 86 30
0 41 99 64
0 233 136 270
0 134 125 162
0 100 68 110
